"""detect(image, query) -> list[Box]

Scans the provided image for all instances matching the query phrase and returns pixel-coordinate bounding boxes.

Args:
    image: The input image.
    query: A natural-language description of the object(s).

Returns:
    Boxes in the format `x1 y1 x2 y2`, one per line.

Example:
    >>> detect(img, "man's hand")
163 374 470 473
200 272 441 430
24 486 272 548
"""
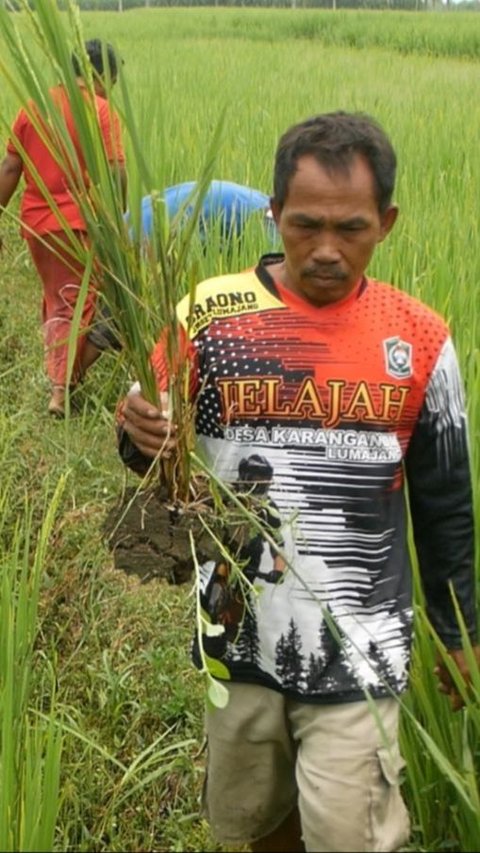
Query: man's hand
121 385 177 460
0 152 22 214
434 645 480 711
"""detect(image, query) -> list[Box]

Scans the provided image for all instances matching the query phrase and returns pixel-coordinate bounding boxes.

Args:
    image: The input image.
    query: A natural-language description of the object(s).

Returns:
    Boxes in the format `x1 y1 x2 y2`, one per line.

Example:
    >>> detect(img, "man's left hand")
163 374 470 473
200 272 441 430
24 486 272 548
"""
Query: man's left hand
434 645 480 711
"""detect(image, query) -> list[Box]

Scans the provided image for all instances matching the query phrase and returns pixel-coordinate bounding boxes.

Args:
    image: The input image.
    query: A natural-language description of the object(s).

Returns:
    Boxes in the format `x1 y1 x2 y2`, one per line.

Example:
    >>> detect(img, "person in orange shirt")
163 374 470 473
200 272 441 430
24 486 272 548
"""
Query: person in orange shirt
0 38 127 416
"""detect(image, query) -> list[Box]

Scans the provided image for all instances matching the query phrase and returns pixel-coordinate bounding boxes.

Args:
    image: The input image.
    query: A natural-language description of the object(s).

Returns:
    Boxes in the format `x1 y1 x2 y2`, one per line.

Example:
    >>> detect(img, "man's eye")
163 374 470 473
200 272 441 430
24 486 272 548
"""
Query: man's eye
341 223 364 232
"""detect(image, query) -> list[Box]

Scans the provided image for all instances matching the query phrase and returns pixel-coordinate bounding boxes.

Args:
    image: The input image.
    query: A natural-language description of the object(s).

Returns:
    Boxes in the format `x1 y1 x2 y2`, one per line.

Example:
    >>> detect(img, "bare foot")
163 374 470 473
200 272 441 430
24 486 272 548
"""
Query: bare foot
48 386 66 418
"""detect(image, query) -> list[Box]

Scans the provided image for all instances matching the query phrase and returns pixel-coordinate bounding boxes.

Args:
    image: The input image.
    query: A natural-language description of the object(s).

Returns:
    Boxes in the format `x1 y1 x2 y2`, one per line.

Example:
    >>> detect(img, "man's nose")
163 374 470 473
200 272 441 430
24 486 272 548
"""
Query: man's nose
311 231 341 263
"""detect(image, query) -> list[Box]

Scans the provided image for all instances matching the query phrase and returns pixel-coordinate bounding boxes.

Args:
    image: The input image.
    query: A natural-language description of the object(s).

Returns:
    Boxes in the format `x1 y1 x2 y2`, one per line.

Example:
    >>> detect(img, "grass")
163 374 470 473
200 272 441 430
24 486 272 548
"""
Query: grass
0 6 479 851
59 7 480 61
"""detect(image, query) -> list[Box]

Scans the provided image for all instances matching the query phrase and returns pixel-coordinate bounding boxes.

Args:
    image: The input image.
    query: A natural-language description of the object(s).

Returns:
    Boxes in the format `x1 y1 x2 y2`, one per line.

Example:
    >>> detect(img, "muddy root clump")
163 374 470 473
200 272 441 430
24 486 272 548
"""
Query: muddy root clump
103 485 218 584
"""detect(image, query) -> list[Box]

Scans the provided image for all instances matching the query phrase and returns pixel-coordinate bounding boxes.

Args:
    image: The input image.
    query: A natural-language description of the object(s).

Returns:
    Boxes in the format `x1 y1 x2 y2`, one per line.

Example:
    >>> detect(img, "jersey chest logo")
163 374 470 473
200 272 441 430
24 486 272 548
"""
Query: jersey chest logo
383 337 413 379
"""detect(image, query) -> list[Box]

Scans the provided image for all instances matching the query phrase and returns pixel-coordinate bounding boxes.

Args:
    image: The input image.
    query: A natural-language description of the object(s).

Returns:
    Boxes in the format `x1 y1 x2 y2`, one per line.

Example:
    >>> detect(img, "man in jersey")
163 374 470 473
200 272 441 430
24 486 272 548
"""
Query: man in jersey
115 112 479 853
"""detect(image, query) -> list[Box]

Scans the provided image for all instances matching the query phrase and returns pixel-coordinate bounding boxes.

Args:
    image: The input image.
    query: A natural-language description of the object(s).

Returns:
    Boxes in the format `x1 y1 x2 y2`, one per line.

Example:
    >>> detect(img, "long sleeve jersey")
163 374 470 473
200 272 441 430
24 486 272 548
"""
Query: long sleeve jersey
119 254 476 704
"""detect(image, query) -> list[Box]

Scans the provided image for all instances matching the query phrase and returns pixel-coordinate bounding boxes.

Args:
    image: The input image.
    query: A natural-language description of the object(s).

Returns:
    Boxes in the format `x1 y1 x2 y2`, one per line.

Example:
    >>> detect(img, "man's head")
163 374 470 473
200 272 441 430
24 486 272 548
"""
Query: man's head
237 454 274 496
270 112 399 307
72 39 119 91
273 111 396 216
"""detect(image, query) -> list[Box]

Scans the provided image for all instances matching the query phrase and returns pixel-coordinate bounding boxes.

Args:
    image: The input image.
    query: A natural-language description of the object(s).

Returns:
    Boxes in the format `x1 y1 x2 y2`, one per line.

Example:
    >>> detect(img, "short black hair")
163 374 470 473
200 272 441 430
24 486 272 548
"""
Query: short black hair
71 38 119 80
238 454 273 483
273 111 397 215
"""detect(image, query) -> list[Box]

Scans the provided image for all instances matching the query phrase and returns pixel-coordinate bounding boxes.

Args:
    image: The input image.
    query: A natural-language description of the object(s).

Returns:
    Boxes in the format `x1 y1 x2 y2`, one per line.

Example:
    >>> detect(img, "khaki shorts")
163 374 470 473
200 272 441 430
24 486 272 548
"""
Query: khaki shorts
202 682 410 852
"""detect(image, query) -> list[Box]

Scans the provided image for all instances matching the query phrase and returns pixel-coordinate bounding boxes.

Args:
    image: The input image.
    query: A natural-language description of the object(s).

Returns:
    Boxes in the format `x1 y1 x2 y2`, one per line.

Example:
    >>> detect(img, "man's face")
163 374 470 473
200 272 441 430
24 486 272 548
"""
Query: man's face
271 154 398 307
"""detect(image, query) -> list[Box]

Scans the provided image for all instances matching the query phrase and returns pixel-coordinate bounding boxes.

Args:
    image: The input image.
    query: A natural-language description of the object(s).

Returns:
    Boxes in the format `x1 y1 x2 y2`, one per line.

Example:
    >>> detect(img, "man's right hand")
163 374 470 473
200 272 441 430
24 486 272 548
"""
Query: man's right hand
121 385 177 460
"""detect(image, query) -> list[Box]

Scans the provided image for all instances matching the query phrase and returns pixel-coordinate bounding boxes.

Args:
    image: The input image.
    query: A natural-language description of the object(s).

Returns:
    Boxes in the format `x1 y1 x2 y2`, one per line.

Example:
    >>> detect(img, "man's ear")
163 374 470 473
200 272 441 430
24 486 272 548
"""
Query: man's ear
379 204 399 242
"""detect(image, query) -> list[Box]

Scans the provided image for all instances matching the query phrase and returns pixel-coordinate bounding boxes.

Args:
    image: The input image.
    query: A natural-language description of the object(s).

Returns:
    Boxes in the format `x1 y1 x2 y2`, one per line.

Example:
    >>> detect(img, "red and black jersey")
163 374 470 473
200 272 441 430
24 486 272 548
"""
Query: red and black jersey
121 254 475 703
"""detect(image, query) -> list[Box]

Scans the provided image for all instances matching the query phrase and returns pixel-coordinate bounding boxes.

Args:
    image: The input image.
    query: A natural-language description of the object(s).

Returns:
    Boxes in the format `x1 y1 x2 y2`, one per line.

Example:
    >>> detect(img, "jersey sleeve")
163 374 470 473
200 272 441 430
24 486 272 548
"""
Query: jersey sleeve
405 336 476 648
116 420 152 476
150 324 199 397
117 324 199 475
97 102 125 164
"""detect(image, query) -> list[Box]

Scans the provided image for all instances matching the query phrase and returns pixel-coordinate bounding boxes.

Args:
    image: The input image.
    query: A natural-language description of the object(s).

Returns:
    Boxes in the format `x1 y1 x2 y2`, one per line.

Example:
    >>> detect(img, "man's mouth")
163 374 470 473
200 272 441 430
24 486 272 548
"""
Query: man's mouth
303 268 346 282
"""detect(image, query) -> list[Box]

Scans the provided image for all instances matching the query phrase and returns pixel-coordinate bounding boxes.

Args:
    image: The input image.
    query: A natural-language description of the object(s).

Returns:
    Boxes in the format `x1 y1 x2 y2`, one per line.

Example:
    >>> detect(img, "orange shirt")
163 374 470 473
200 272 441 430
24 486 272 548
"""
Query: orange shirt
7 84 125 236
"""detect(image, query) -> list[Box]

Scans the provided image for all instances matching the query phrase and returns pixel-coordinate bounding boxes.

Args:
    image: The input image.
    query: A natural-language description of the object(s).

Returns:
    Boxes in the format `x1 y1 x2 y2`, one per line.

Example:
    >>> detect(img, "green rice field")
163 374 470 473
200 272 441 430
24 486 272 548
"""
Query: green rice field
0 6 479 851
